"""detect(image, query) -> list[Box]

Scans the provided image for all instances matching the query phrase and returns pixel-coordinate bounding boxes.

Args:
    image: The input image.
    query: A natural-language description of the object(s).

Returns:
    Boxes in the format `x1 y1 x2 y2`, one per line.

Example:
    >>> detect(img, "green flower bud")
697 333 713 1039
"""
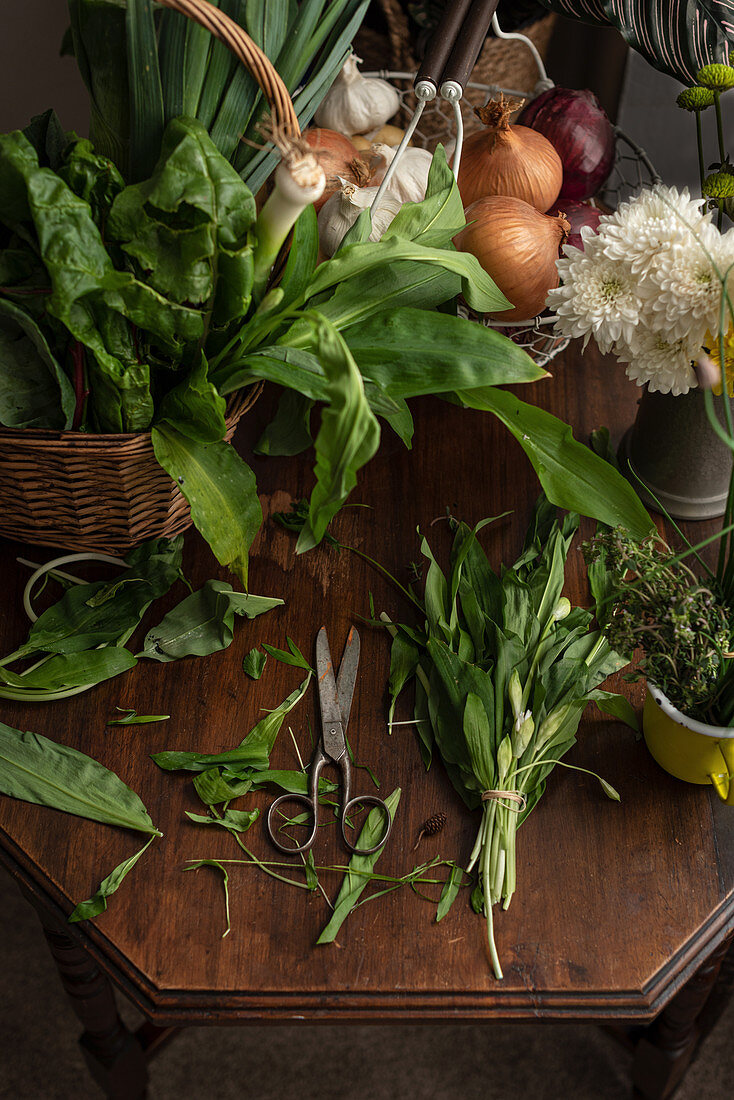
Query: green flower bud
512 711 535 757
676 86 716 111
702 170 734 198
497 735 512 782
696 63 734 91
536 702 575 749
508 668 523 720
553 597 571 621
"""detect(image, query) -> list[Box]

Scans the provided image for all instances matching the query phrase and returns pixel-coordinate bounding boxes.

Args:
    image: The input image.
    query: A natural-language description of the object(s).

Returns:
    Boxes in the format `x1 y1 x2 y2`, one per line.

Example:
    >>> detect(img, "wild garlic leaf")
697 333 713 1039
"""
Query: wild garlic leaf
193 767 253 808
317 787 401 945
242 648 267 680
587 688 639 732
187 860 231 937
107 709 170 726
68 834 157 923
18 536 182 658
152 424 263 588
457 387 653 540
0 649 137 694
262 636 312 672
152 675 311 773
296 316 380 554
140 579 283 662
436 862 464 923
245 769 338 796
185 808 259 834
0 722 159 835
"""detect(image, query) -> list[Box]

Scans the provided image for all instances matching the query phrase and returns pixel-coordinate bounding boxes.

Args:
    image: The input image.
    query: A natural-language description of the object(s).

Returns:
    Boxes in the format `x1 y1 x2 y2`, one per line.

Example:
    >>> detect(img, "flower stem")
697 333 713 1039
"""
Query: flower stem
695 111 706 194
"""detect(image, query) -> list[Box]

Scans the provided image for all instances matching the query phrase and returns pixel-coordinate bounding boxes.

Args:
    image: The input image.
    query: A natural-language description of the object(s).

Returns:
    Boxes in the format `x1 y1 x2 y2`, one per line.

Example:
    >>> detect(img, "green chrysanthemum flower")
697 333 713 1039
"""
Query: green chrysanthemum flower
696 63 734 91
702 170 734 198
676 85 716 111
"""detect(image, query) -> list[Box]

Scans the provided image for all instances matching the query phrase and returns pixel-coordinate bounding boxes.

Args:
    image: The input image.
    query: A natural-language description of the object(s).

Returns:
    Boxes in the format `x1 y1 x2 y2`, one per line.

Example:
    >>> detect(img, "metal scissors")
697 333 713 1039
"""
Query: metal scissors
266 626 392 856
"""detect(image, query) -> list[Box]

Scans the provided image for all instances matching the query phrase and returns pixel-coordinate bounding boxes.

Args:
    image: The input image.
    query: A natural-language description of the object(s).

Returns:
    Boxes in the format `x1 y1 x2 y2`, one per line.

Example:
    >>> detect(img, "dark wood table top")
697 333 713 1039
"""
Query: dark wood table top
1 340 732 1026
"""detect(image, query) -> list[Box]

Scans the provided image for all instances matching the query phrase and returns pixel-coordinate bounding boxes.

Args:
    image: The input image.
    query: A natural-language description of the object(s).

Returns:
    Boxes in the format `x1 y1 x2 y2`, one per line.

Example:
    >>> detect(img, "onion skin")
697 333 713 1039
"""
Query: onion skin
454 196 569 320
303 129 385 211
551 200 602 251
457 97 562 213
519 88 615 202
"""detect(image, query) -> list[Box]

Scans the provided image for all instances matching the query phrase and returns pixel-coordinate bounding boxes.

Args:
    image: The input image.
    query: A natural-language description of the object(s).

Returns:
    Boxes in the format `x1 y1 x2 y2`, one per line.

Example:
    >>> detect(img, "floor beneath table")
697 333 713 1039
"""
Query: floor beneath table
0 868 731 1100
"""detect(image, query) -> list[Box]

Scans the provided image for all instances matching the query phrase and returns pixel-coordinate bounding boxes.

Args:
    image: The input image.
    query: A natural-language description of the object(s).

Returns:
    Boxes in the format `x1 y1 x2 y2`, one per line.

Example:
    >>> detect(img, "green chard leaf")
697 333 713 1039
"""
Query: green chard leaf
0 298 75 429
140 579 283 662
107 117 256 325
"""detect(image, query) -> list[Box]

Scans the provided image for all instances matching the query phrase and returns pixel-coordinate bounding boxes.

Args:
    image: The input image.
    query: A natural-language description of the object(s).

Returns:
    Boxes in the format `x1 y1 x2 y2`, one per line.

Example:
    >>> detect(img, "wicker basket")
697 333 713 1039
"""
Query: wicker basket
0 0 297 554
0 387 262 554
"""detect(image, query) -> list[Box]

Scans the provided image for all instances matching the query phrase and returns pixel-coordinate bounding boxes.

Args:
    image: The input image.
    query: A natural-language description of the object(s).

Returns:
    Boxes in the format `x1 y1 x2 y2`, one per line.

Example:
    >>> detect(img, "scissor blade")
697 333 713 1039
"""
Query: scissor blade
316 628 344 733
336 626 360 730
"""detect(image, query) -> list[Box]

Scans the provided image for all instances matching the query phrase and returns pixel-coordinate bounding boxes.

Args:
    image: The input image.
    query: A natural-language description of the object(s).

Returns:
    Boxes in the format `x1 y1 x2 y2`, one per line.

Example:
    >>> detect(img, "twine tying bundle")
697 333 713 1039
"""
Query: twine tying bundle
481 790 527 813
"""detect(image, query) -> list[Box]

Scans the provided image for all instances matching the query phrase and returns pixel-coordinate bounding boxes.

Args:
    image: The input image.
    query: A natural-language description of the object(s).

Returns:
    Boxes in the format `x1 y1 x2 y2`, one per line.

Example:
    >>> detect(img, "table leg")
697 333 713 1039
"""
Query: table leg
632 931 734 1100
36 908 149 1100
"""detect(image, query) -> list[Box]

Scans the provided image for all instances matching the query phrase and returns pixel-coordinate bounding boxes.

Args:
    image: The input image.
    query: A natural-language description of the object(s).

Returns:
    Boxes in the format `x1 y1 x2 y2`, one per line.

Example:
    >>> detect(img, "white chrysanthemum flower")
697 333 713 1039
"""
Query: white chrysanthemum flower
549 245 643 353
596 184 711 276
643 220 732 343
614 329 700 395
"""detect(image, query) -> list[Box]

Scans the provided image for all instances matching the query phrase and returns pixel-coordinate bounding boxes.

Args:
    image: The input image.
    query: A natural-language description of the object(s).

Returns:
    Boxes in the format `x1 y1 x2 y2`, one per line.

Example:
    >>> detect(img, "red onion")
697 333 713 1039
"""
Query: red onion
551 200 602 251
518 87 615 202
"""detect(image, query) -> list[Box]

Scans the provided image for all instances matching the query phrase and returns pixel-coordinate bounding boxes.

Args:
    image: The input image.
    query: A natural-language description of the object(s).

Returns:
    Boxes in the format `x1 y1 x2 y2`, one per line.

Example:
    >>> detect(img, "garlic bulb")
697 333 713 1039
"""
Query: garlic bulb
317 177 402 257
314 55 400 136
371 143 433 205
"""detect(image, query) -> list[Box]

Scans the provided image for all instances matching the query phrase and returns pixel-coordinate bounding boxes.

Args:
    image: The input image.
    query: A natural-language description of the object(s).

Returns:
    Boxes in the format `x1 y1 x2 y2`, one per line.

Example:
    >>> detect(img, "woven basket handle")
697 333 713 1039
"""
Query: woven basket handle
157 0 300 138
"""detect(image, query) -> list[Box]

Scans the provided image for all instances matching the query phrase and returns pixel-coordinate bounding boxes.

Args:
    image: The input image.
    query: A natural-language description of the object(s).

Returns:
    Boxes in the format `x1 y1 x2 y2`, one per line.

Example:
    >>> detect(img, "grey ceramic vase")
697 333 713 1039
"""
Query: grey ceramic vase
619 386 733 520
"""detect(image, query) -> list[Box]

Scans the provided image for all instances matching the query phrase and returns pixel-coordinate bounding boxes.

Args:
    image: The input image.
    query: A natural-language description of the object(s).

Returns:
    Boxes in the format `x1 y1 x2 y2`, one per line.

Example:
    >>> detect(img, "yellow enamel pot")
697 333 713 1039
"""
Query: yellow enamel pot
643 685 734 804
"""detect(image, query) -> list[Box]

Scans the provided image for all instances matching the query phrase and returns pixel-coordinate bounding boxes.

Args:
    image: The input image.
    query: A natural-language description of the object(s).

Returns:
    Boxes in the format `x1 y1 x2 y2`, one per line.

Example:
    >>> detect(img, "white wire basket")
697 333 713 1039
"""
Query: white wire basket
365 43 660 370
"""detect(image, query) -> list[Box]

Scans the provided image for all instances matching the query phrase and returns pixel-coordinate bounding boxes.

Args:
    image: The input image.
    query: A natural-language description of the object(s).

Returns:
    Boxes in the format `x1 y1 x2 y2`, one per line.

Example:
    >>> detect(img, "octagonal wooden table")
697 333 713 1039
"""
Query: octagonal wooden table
0 342 732 1100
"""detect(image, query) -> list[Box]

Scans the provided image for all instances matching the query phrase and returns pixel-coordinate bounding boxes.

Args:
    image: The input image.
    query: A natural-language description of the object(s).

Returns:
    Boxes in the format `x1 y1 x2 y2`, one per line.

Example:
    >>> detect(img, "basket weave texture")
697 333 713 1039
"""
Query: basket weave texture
2 0 294 554
0 387 261 554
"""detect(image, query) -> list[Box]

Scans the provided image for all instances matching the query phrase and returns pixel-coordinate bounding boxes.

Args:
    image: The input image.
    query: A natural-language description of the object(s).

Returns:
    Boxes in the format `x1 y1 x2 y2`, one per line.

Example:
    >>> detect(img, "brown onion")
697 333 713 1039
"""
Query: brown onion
454 196 569 320
304 128 386 211
457 95 563 212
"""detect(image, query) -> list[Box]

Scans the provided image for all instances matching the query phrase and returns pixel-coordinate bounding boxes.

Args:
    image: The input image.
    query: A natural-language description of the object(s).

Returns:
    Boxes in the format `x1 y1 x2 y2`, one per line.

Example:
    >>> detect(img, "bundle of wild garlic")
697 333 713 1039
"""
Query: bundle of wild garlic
382 498 635 977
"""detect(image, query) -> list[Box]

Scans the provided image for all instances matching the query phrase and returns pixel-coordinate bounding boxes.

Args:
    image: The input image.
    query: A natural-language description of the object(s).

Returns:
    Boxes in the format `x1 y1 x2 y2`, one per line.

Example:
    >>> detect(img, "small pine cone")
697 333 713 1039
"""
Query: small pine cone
422 811 447 836
413 811 447 849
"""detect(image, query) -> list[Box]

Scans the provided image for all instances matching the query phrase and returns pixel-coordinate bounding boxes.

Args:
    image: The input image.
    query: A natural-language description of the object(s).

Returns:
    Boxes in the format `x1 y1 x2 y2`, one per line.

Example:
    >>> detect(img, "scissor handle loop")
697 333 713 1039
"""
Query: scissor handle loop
341 795 392 855
266 792 318 855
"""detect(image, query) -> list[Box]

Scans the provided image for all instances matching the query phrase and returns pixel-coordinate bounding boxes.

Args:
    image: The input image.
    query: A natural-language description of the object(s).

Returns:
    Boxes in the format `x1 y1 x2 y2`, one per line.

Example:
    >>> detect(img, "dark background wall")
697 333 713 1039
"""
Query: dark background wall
0 3 88 134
